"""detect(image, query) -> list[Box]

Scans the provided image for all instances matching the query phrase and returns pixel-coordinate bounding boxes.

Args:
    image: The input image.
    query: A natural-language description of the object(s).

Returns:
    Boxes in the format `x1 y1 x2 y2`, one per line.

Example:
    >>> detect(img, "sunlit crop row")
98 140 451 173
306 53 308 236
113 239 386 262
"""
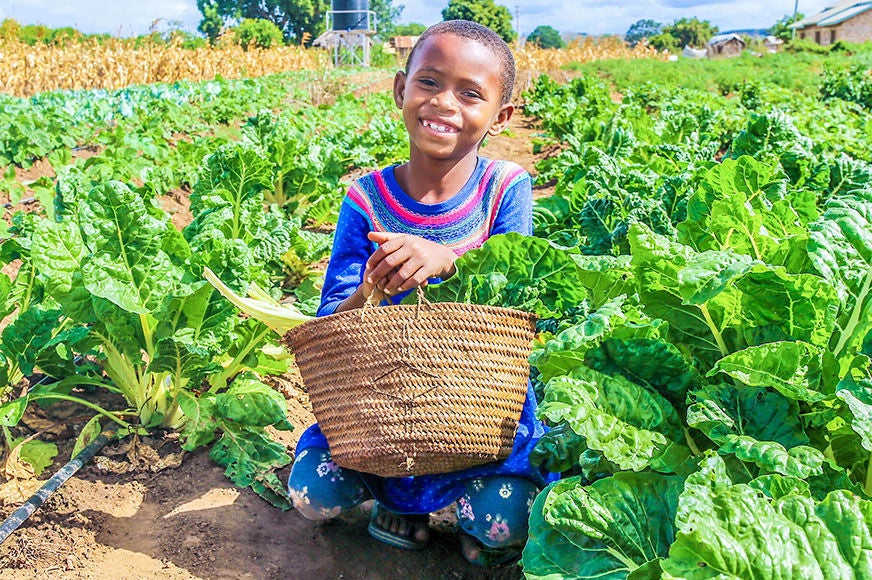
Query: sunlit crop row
513 36 664 73
0 38 330 96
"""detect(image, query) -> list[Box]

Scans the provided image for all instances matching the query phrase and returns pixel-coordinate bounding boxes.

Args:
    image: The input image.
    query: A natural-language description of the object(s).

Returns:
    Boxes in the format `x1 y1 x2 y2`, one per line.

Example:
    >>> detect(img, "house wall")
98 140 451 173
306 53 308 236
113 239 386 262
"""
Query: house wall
707 39 744 57
798 9 872 45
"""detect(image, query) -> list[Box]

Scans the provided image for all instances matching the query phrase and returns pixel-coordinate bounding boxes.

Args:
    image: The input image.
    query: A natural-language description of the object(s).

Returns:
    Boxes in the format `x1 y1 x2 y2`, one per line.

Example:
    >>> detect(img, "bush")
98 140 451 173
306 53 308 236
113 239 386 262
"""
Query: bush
233 18 285 50
820 64 872 109
783 38 830 55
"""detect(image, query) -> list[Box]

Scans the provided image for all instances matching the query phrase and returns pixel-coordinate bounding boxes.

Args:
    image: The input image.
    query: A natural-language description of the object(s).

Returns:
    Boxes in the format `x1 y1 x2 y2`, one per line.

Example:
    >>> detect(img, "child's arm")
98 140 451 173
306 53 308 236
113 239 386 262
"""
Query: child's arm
363 231 457 297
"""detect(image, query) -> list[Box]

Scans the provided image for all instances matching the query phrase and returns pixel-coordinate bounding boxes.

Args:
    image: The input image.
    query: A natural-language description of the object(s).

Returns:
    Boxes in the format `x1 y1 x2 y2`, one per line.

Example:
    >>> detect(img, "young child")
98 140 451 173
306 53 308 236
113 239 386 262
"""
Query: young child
288 19 556 567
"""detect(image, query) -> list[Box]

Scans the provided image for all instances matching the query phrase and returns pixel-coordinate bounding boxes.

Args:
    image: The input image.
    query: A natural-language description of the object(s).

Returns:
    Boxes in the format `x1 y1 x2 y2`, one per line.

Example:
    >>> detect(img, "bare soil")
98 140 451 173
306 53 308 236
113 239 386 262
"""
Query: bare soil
0 105 552 580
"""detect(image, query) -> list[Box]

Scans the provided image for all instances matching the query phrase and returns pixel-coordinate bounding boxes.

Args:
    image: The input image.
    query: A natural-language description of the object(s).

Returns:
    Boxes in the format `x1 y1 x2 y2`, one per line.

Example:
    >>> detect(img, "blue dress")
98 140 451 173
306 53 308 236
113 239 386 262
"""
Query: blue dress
295 158 558 514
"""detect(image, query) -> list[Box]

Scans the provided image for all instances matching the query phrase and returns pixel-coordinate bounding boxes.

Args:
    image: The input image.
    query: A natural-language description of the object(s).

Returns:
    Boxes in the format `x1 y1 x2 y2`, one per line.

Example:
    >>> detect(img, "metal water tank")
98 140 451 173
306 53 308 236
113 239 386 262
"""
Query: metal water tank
332 0 370 31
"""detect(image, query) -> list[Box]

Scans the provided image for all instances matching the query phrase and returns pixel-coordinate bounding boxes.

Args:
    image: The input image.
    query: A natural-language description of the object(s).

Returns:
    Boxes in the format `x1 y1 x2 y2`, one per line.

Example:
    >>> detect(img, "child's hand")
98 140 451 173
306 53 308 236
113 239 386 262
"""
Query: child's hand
364 231 457 296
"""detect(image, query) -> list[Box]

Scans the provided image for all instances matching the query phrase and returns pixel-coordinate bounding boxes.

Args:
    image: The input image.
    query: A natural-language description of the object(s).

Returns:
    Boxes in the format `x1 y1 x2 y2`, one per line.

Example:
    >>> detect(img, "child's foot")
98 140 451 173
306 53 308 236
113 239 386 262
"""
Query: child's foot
367 502 430 550
458 533 521 567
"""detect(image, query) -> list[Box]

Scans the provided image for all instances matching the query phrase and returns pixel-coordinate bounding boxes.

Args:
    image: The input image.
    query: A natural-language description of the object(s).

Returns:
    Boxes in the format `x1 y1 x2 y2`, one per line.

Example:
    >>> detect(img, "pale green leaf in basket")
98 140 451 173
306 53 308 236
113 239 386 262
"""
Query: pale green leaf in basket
203 267 311 335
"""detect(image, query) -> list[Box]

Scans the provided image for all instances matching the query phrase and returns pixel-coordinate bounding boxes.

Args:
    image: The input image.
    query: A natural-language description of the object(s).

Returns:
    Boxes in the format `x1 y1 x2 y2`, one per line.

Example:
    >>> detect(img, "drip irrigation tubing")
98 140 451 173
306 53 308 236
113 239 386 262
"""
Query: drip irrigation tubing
0 430 112 545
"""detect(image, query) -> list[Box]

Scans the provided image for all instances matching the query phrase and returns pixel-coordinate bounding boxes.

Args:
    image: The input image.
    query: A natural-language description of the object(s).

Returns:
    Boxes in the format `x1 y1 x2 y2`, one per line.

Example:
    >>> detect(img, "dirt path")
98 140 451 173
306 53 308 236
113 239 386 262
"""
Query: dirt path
0 98 550 580
1 389 522 580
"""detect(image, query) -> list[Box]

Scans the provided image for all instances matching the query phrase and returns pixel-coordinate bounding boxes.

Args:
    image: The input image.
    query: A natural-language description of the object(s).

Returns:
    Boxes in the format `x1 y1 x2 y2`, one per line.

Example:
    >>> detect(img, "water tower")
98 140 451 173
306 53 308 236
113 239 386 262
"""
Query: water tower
313 0 376 67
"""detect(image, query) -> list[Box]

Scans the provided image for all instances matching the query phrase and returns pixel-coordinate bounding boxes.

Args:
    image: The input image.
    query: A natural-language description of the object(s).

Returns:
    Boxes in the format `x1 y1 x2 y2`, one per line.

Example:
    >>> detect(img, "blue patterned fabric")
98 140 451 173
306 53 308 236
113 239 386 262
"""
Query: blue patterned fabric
294 381 555 514
288 447 537 549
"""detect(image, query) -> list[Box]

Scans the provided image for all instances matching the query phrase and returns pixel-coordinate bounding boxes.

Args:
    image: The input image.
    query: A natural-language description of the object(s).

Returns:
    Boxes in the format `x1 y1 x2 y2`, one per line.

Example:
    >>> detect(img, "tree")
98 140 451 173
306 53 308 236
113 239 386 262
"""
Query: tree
441 0 516 43
648 31 678 52
527 25 564 49
770 12 804 42
662 17 718 49
625 19 662 47
370 0 404 37
196 0 402 45
198 1 224 44
391 23 427 36
233 18 285 48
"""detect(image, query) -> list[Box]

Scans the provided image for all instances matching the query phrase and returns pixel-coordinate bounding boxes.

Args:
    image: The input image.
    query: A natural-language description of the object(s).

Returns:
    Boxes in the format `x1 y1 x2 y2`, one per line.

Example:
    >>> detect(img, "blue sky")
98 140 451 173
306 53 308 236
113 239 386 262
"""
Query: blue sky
0 1 832 37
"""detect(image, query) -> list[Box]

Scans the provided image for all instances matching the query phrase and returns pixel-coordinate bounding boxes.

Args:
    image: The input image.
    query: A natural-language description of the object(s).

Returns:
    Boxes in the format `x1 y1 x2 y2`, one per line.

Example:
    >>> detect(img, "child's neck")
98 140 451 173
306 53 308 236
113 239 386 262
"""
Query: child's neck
395 153 479 204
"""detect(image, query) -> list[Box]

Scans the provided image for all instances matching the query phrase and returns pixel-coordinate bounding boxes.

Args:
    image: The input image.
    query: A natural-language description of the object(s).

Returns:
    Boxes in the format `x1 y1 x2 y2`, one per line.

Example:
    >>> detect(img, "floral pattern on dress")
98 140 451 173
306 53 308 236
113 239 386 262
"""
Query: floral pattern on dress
498 482 514 499
457 495 475 521
486 514 511 543
289 485 310 508
315 453 345 482
526 489 538 513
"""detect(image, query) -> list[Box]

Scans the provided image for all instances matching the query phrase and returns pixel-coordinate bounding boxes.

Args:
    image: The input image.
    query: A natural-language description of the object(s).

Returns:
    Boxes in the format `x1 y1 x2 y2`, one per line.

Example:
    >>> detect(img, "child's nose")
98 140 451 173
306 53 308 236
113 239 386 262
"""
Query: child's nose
430 90 459 112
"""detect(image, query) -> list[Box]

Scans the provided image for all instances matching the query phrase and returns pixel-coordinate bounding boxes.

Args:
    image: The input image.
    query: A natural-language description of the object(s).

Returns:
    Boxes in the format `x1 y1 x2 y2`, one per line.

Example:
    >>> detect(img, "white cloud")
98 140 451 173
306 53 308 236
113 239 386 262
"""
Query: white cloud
399 0 832 35
0 0 835 37
0 0 202 36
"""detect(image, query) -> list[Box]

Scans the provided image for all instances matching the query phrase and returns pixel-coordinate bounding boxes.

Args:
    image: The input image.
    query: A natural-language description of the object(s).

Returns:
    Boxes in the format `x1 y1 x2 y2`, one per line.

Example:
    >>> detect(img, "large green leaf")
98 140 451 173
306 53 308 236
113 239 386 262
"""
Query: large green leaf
734 265 840 348
687 382 809 449
31 218 85 297
836 373 872 452
663 455 872 579
808 195 872 365
586 337 699 410
209 423 291 509
424 233 588 318
215 374 292 430
531 297 630 381
79 181 181 314
523 472 682 579
676 250 755 306
629 223 742 364
539 373 680 472
569 253 634 309
0 306 65 376
708 341 837 401
30 218 93 321
677 156 790 258
177 390 218 450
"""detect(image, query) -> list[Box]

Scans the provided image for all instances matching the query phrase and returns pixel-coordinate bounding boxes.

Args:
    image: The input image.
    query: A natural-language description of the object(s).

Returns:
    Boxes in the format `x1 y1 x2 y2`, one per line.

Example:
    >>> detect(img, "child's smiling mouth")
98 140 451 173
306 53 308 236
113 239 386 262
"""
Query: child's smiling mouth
421 119 460 134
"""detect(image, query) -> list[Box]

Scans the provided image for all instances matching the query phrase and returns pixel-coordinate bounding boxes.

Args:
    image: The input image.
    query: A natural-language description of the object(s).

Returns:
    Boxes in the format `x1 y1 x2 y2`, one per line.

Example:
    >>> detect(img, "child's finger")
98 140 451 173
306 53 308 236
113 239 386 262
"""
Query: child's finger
367 231 403 245
388 266 430 293
367 246 413 284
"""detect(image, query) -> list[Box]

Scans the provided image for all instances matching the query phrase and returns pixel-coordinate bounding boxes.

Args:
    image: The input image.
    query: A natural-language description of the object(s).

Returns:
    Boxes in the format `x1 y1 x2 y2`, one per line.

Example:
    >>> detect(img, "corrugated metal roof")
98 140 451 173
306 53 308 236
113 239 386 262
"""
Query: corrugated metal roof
792 1 872 28
707 33 745 46
819 2 872 25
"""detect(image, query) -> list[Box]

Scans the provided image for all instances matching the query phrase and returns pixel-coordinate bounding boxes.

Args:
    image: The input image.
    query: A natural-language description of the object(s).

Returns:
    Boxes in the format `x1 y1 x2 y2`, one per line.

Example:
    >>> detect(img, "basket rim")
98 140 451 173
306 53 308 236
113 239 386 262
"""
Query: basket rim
297 300 535 326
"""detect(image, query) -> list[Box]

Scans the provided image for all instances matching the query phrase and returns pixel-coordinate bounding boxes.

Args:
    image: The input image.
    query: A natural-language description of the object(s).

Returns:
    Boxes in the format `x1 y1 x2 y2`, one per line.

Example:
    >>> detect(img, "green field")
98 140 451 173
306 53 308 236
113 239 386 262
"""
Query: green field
3 46 872 577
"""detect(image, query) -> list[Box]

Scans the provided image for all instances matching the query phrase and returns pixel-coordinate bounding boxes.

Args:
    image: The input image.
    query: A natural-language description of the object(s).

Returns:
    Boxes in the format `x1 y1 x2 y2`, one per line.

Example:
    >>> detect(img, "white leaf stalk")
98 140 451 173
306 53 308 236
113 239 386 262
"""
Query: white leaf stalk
203 267 312 335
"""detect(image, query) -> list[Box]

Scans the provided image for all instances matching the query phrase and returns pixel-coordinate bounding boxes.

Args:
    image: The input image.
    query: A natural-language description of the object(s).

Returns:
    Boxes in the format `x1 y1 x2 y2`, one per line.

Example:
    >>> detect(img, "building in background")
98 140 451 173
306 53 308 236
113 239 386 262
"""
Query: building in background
706 33 746 57
791 1 872 45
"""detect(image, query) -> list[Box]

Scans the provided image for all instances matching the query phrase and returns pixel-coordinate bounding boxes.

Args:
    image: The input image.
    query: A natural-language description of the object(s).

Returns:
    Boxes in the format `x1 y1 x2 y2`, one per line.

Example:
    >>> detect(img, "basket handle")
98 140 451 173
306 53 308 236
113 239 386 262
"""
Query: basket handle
360 286 431 321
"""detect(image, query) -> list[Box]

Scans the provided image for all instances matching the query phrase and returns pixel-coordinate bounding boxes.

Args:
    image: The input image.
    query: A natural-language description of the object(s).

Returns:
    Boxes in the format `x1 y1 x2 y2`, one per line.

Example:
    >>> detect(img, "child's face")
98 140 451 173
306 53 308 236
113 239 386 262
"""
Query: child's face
393 32 514 163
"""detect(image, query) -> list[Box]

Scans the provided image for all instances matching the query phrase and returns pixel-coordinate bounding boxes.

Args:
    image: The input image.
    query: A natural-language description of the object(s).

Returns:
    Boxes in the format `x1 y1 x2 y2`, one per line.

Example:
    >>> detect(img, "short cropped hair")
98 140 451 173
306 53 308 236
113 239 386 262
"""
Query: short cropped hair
405 20 516 105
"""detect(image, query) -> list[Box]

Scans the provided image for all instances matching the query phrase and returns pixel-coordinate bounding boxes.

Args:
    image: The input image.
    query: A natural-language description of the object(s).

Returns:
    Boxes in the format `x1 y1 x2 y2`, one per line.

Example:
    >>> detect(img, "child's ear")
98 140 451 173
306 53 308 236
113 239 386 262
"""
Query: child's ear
487 103 515 137
393 71 407 108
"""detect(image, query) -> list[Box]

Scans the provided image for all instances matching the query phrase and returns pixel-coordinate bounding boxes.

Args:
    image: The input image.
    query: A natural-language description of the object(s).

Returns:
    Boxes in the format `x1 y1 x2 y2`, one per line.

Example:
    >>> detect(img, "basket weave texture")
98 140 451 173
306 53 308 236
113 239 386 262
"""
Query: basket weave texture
284 298 536 478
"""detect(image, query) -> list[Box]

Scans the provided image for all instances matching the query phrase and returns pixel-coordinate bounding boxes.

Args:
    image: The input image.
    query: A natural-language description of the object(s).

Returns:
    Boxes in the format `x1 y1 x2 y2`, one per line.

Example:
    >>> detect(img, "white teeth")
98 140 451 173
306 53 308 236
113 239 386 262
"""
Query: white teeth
424 120 455 133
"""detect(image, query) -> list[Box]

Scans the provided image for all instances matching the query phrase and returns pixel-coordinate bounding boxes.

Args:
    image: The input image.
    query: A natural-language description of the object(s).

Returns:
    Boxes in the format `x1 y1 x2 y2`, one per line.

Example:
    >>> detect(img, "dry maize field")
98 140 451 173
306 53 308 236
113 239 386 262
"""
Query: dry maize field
0 35 661 96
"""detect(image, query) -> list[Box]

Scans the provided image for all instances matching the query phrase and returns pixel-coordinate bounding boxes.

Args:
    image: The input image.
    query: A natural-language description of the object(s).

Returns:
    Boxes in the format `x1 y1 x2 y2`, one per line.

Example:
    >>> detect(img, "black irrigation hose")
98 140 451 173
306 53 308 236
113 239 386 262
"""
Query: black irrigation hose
0 431 112 545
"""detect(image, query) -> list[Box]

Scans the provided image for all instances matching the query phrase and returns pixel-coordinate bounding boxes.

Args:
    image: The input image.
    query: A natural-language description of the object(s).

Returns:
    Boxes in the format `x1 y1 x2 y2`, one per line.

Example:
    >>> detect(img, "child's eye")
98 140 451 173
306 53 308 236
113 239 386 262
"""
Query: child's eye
418 78 437 87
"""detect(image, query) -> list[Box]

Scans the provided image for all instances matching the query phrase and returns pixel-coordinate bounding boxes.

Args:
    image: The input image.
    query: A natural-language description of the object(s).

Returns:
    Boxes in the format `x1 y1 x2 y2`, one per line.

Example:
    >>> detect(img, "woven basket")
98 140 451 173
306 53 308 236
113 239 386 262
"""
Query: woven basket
283 294 536 478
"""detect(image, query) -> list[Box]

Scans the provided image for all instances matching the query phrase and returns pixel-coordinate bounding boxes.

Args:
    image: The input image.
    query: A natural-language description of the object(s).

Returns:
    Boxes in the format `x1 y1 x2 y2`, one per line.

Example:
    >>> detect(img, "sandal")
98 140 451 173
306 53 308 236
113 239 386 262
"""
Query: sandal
458 532 522 568
367 502 430 551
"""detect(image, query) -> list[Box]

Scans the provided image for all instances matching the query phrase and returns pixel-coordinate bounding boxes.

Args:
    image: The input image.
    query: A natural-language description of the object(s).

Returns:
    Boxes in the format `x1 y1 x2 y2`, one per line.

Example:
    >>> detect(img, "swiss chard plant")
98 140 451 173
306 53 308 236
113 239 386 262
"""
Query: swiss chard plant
517 154 872 578
0 141 315 507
